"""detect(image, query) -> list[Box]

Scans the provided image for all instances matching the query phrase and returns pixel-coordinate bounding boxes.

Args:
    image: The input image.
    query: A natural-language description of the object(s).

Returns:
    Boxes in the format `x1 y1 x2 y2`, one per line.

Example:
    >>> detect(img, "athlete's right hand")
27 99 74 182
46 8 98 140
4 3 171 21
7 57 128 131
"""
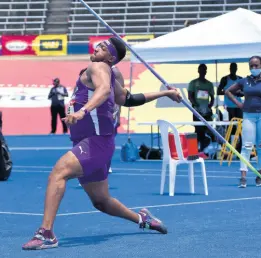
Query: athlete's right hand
62 111 84 125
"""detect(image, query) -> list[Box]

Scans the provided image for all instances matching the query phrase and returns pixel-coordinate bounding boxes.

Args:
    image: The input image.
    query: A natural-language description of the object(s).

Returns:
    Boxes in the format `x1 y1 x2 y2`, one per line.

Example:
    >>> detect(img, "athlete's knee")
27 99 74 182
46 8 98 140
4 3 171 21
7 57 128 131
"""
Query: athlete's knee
92 197 111 212
48 169 66 187
50 156 74 182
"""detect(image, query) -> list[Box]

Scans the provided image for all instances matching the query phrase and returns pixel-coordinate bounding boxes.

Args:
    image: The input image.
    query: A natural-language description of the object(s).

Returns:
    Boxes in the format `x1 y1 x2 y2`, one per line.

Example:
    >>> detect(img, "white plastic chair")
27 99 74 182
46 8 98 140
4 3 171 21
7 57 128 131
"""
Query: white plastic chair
157 119 208 196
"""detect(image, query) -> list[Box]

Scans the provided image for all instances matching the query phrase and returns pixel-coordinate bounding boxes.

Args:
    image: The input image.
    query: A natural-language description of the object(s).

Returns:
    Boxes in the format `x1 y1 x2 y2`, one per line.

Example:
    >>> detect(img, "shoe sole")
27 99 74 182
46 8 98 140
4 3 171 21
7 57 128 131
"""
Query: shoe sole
141 208 168 234
22 242 58 250
238 185 246 188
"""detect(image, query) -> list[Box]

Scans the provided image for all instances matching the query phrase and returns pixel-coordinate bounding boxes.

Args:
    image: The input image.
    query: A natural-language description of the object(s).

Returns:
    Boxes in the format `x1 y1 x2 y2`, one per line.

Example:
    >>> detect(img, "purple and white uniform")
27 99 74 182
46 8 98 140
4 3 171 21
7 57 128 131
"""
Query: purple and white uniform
68 67 116 184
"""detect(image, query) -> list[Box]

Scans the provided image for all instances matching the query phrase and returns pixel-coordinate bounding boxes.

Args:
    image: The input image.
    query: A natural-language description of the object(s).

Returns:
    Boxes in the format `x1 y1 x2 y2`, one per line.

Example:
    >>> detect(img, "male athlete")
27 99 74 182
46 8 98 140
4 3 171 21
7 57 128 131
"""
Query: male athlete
78 65 123 179
22 37 182 250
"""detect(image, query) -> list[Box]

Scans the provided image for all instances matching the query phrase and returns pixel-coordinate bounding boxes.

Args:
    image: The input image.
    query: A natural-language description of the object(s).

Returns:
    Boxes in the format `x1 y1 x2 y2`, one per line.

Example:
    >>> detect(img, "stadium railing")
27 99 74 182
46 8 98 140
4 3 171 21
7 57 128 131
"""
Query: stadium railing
69 0 261 42
0 1 48 35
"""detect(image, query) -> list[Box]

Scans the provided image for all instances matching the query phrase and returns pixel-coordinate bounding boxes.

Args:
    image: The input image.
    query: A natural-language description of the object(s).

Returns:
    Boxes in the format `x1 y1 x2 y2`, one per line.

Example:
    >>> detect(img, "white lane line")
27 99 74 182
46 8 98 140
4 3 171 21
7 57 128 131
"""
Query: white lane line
11 170 239 179
10 146 121 150
58 196 261 216
1 196 261 217
13 166 240 174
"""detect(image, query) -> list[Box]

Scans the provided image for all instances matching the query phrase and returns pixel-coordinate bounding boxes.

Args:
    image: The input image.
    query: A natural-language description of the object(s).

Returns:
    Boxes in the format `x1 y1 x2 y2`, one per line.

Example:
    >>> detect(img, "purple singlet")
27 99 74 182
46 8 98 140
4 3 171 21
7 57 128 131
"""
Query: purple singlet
69 69 115 141
69 67 116 184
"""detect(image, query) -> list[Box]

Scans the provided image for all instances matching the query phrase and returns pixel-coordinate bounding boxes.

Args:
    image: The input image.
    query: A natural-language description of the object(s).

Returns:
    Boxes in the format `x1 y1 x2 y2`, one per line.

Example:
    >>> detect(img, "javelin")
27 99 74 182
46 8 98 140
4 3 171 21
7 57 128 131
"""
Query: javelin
77 0 260 178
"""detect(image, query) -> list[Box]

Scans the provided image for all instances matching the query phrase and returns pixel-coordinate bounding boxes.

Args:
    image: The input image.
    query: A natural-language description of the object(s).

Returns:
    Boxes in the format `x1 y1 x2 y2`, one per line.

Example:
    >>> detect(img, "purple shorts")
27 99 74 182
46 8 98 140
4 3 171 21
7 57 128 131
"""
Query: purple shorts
71 135 115 184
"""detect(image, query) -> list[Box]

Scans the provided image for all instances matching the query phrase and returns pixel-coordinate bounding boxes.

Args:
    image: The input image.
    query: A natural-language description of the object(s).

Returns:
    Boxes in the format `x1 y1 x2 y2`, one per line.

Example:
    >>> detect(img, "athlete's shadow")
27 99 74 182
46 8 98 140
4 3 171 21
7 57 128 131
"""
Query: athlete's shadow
60 232 154 247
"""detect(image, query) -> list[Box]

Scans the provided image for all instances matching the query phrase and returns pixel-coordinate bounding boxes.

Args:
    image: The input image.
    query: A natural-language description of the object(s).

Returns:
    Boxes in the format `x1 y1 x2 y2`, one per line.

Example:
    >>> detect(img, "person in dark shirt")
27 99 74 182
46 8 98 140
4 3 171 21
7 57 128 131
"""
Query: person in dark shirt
48 78 68 134
188 64 215 152
217 63 243 118
217 63 243 152
225 56 261 188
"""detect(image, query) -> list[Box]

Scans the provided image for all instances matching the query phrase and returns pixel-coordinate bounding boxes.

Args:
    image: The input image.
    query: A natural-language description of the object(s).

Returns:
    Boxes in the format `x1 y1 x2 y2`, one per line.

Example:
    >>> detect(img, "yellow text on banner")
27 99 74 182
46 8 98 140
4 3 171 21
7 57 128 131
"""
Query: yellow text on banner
122 34 154 53
32 34 67 56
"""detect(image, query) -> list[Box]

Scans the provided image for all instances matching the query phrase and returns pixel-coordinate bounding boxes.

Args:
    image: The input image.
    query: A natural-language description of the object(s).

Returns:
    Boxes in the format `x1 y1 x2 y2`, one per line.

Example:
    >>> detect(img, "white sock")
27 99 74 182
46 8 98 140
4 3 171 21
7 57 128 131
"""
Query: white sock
138 214 142 224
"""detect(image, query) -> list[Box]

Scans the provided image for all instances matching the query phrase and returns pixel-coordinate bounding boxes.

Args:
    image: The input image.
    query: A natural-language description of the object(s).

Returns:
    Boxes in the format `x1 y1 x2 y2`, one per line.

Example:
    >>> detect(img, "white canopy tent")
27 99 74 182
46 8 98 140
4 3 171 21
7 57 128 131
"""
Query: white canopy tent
131 8 261 64
126 8 261 137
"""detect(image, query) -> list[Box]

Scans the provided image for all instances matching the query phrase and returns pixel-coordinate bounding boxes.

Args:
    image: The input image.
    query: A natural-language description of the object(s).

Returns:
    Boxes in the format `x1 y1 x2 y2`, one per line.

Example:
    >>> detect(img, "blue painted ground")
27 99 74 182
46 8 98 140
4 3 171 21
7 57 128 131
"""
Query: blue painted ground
1 134 261 258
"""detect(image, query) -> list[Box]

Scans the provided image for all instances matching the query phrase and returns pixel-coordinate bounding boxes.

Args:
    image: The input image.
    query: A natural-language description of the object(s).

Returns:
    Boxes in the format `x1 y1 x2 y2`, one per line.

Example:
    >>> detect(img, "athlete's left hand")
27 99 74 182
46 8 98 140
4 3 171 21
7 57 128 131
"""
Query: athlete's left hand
166 87 182 103
62 110 85 125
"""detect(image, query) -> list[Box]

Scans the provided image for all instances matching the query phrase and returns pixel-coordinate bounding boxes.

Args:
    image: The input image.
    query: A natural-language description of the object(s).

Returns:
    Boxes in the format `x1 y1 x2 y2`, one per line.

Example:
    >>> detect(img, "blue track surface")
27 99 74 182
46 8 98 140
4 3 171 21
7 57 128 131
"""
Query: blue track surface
1 134 261 258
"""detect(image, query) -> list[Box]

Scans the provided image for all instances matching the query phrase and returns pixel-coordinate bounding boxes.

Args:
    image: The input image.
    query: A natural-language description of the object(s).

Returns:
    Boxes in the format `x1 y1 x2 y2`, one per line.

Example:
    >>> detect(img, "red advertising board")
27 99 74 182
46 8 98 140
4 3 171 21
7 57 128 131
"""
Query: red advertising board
1 35 67 56
0 36 2 56
88 36 111 54
88 35 155 55
2 35 36 55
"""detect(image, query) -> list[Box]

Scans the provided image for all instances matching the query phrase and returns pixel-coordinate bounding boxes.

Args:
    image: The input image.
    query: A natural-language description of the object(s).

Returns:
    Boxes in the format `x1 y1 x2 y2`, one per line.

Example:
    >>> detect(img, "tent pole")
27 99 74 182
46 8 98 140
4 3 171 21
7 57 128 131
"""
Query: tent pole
215 60 219 120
